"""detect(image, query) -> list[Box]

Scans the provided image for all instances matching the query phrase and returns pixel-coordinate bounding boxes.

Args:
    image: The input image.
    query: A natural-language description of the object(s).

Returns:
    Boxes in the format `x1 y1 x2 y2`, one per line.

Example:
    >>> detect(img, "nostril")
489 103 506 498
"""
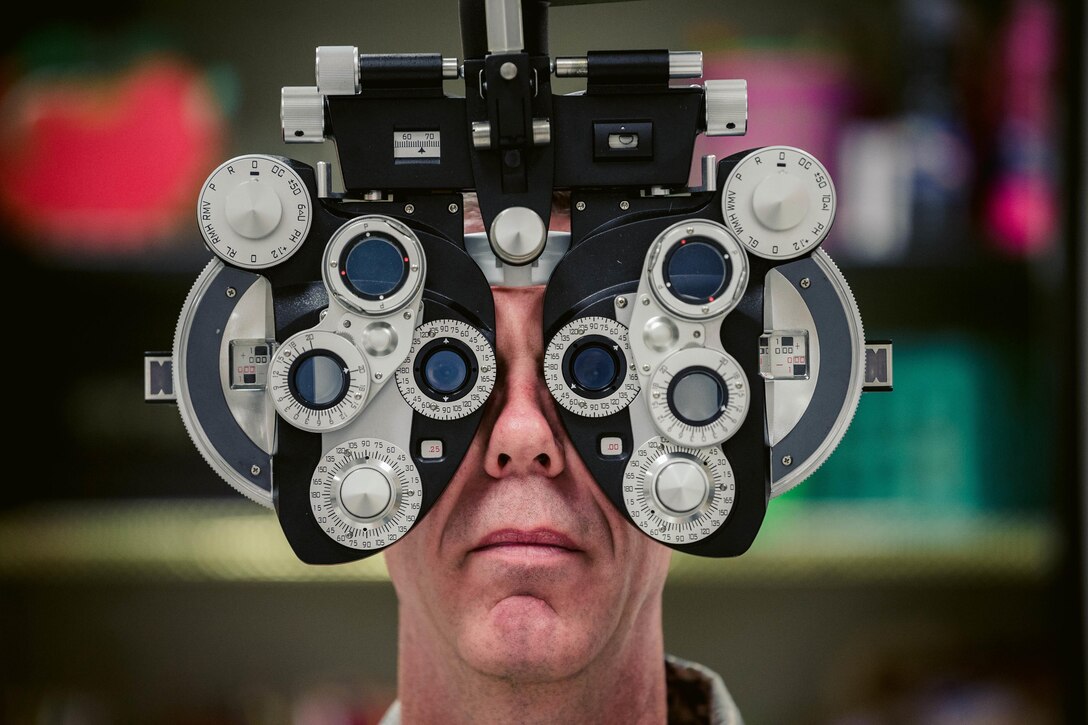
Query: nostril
535 453 550 468
498 453 511 468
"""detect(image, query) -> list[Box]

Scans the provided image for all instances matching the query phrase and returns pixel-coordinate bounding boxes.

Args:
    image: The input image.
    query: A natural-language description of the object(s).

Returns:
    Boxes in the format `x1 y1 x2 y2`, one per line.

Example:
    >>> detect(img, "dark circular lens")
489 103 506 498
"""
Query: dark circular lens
667 367 726 426
561 335 625 400
340 234 409 299
664 237 731 304
414 338 480 402
422 348 469 394
290 352 349 409
570 344 619 392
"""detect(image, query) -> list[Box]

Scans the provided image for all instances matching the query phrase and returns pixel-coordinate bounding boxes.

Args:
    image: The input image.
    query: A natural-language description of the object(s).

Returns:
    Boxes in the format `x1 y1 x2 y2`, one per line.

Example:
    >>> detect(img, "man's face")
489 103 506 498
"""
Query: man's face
383 284 672 682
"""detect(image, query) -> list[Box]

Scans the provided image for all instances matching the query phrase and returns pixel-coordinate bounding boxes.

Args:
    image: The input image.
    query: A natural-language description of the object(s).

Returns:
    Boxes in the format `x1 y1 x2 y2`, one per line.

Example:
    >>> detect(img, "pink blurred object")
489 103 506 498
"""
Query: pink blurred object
982 0 1060 256
0 56 226 255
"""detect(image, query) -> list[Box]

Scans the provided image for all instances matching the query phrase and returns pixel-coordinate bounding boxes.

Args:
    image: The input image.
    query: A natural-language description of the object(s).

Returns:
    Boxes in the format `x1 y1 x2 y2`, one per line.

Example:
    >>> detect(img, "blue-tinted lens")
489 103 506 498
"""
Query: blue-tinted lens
666 239 728 303
571 344 618 392
670 369 725 425
423 348 469 394
343 235 407 298
293 354 346 407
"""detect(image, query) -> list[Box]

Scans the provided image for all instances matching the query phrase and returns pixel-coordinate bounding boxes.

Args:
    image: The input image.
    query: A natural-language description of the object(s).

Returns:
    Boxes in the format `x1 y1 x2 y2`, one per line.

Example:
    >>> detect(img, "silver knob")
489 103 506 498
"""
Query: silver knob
224 180 282 239
653 456 710 514
704 79 748 136
281 86 325 143
490 206 547 265
316 45 360 96
668 51 703 79
339 465 393 519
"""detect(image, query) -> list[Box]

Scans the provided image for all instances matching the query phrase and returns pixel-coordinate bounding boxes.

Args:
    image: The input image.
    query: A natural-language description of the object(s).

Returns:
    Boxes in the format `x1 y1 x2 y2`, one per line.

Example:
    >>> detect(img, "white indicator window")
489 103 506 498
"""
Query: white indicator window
393 131 441 159
759 331 809 381
420 440 444 459
599 436 624 457
608 133 639 149
229 339 276 390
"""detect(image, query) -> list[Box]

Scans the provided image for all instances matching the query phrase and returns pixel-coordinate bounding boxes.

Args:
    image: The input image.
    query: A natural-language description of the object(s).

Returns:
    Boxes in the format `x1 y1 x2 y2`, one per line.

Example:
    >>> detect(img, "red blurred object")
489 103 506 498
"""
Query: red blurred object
0 56 225 255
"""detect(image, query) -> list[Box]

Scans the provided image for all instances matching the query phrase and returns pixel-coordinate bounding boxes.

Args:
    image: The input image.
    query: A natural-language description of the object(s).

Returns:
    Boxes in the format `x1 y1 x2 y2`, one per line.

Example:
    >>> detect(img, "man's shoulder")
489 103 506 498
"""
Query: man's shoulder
665 654 745 725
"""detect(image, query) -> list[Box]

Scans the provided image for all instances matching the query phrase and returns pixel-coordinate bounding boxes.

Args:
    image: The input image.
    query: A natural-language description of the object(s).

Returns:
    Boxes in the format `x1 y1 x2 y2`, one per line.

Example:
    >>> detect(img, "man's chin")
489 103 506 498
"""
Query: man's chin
457 595 597 682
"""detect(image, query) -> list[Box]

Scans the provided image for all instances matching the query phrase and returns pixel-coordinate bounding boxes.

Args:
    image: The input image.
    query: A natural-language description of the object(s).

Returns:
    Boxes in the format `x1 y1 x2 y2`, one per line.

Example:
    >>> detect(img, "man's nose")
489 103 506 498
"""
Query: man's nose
483 363 566 479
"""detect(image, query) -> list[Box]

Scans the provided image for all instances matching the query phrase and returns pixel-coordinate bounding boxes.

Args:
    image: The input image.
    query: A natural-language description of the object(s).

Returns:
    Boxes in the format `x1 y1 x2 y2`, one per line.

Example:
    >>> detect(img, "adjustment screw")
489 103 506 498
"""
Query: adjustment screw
693 330 702 338
250 465 261 476
405 204 415 214
575 201 586 211
641 296 650 306
500 62 518 80
619 200 630 211
615 296 628 309
343 319 351 328
800 278 811 289
782 455 793 466
226 287 237 298
448 203 459 213
319 309 329 321
375 372 384 380
642 364 651 372
403 310 413 319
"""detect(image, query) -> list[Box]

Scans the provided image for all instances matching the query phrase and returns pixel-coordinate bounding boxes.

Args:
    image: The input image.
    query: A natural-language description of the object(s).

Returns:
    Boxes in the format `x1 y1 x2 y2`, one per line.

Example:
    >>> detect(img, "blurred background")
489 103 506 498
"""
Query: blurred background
0 0 1083 722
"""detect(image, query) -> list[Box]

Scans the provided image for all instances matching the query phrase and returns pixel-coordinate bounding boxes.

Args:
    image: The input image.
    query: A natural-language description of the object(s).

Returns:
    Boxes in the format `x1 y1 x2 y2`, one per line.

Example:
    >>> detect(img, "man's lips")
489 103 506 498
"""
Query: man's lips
471 528 581 553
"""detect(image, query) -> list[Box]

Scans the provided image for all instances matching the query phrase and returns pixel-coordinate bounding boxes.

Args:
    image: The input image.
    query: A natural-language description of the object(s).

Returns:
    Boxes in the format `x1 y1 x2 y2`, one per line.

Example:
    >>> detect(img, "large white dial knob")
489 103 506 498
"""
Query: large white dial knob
720 146 835 261
622 438 735 544
198 154 312 269
310 438 422 551
654 457 710 514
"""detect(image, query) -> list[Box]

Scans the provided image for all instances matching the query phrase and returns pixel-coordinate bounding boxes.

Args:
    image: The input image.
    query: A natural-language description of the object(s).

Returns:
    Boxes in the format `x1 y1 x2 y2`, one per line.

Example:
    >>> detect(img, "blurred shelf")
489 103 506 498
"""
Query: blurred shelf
0 498 1058 586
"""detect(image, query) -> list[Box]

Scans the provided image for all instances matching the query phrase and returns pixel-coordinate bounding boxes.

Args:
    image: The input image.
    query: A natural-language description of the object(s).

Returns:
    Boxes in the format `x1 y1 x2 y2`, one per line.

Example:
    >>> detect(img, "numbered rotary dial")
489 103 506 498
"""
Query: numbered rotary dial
721 146 836 261
198 155 312 269
622 437 735 544
648 346 749 446
269 330 369 432
310 438 423 551
544 316 640 418
395 319 497 420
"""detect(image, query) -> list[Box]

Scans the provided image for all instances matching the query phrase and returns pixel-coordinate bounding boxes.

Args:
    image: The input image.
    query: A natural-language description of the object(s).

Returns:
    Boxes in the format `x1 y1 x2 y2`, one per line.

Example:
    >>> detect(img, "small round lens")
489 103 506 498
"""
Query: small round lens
664 238 730 304
341 234 408 299
291 353 348 409
570 344 619 393
668 368 726 426
422 348 469 394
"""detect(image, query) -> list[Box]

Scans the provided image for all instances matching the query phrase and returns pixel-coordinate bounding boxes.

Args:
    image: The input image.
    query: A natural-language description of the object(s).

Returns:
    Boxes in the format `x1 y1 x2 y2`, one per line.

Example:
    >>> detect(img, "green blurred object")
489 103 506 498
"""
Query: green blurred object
797 332 1050 513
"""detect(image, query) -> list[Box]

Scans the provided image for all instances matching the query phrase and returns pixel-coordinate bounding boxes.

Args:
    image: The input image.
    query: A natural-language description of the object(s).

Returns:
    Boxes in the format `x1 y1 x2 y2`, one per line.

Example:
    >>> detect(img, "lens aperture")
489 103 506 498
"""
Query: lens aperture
570 344 619 392
341 234 409 300
291 352 349 409
422 348 469 394
668 367 726 426
664 237 731 304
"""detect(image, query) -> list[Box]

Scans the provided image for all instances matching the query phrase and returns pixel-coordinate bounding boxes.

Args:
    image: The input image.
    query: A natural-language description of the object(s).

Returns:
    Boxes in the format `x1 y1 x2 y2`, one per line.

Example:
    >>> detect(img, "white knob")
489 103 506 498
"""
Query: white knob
340 467 393 519
281 86 325 143
224 181 283 239
654 458 709 514
704 79 747 136
489 206 547 265
316 46 359 95
752 172 809 231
